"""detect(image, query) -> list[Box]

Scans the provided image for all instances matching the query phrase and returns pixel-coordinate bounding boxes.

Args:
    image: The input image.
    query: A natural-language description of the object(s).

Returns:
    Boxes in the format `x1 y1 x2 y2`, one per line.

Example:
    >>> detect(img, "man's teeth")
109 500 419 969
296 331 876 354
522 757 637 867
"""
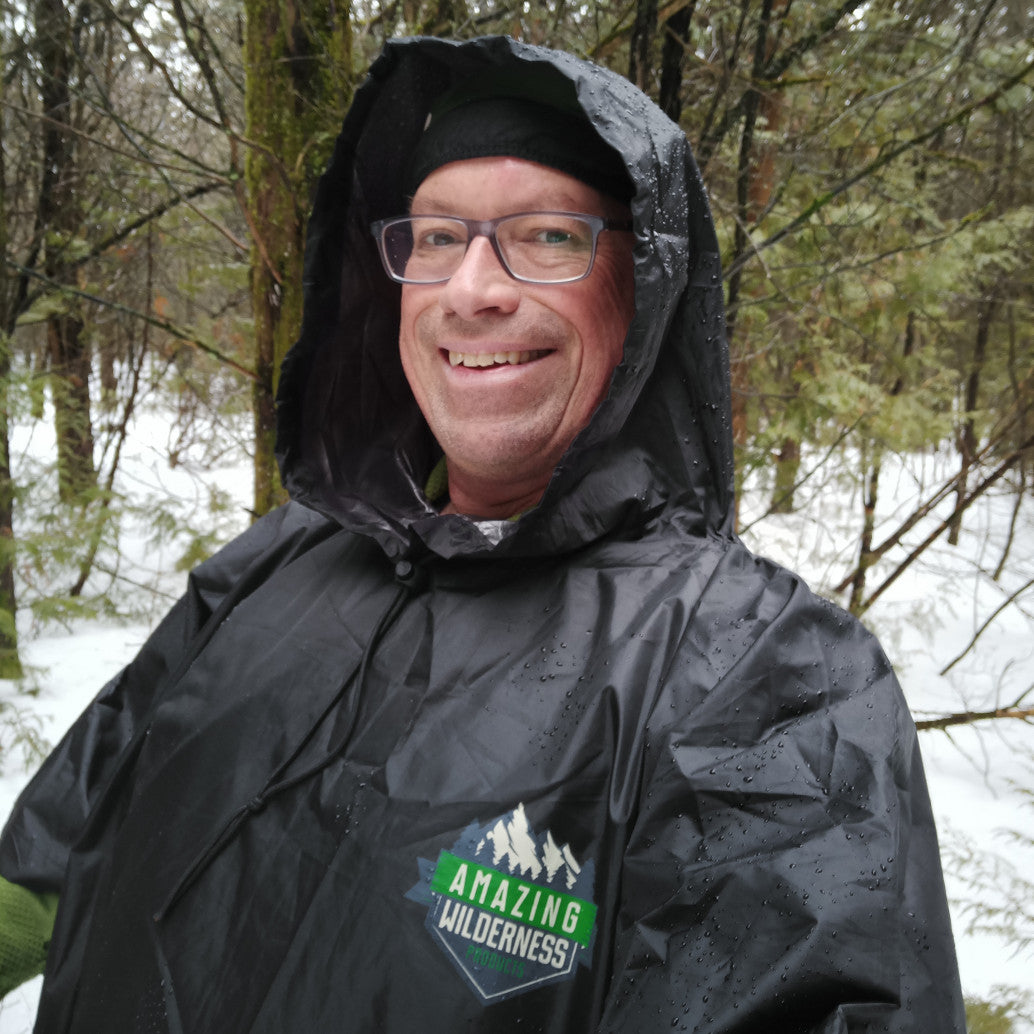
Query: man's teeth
449 350 541 368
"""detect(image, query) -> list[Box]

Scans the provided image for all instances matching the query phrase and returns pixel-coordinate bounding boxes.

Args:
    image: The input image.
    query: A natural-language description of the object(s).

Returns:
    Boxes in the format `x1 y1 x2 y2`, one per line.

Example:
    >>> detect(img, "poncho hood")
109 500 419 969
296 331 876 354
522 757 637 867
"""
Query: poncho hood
276 35 734 560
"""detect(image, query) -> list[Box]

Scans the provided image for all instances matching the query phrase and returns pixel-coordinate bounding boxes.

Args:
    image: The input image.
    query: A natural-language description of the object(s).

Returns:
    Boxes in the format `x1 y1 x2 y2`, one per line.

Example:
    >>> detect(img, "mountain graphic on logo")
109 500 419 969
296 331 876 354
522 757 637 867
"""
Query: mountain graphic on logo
406 802 600 1003
475 803 584 891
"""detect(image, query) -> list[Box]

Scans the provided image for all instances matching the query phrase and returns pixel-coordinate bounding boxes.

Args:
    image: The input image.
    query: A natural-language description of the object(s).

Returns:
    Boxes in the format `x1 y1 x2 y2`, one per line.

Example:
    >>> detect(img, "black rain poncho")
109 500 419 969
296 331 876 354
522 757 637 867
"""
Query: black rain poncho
0 35 965 1034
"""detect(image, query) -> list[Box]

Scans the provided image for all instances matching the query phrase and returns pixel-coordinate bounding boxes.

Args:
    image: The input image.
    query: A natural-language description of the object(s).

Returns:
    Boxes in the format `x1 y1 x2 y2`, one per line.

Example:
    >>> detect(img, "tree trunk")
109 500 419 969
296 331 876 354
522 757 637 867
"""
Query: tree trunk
49 314 96 503
0 104 22 676
244 0 353 517
846 312 916 611
724 0 777 523
949 293 996 545
419 0 468 36
658 2 696 123
0 363 20 678
35 0 96 504
849 449 881 616
628 0 658 93
770 436 800 514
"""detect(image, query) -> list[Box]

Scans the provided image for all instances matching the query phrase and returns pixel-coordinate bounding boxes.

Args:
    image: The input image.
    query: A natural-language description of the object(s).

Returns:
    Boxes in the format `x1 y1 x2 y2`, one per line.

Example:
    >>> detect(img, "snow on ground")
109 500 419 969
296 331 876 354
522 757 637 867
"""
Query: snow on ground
1 412 1032 1031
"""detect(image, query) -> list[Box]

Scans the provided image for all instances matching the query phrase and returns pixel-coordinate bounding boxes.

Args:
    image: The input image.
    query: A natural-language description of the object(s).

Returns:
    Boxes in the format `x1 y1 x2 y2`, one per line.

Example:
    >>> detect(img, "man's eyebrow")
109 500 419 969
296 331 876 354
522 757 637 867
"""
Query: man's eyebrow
407 193 454 213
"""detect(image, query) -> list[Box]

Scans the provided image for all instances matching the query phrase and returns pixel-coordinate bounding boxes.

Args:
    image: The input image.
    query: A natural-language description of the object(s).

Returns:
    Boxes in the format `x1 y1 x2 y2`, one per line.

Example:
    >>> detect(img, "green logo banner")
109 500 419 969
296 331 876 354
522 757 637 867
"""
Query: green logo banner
431 850 597 947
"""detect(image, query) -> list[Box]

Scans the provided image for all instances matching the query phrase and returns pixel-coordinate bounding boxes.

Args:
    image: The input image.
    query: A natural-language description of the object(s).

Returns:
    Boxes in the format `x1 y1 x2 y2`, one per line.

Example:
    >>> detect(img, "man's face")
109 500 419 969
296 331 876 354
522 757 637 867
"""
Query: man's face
399 156 635 509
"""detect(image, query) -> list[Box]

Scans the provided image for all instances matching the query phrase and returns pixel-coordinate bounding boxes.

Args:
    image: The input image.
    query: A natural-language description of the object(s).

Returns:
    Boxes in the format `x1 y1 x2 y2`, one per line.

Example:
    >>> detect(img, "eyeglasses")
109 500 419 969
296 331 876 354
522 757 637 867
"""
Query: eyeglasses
370 211 632 285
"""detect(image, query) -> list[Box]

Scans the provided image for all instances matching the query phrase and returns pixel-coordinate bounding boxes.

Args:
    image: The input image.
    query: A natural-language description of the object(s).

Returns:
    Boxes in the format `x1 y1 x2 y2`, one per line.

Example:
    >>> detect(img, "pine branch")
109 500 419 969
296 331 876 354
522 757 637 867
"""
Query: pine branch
725 53 1034 278
696 0 866 167
7 260 257 381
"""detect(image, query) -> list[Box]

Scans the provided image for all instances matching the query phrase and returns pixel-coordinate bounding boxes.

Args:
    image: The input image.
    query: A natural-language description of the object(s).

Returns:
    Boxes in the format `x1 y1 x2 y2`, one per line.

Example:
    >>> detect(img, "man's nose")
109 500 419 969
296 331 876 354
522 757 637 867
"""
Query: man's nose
438 235 520 318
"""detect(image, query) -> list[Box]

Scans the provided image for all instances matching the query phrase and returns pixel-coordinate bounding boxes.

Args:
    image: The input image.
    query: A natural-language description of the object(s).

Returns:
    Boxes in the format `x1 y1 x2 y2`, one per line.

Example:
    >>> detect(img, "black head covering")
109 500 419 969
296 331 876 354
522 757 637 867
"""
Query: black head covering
404 71 633 203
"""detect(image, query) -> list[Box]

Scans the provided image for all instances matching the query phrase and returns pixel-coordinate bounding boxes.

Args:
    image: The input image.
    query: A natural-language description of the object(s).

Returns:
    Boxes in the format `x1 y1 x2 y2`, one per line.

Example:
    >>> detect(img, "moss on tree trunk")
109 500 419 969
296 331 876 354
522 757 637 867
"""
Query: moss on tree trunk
244 0 353 518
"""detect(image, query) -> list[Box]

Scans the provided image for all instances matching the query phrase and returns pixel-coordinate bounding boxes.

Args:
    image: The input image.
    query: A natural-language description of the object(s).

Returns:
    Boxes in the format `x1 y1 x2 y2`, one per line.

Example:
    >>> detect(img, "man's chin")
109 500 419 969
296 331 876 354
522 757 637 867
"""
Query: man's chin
440 434 565 495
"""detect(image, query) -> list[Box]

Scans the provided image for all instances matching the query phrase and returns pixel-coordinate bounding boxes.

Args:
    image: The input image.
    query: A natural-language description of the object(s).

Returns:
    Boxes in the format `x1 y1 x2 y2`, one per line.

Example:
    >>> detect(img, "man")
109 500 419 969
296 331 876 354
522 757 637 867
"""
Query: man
0 36 964 1033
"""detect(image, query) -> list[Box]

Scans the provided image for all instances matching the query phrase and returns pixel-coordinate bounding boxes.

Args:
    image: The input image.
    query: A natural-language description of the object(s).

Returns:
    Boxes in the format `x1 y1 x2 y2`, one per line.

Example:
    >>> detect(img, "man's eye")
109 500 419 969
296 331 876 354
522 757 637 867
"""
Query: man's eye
536 228 575 246
516 220 591 250
418 229 463 249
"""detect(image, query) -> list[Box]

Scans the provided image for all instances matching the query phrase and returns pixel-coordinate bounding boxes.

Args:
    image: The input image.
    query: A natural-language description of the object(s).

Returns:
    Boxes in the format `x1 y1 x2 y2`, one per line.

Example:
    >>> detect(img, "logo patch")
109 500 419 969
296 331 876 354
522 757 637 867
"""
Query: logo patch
406 803 598 1003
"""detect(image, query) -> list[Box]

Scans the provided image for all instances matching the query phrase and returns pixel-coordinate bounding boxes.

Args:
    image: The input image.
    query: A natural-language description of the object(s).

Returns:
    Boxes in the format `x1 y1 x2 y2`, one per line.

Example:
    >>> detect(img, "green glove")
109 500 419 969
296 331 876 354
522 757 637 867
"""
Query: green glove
0 876 58 998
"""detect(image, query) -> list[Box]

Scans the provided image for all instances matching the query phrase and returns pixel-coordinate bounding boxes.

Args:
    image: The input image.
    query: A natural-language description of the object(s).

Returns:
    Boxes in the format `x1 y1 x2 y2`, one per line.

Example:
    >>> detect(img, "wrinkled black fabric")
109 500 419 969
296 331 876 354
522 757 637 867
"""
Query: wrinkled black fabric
1 35 964 1034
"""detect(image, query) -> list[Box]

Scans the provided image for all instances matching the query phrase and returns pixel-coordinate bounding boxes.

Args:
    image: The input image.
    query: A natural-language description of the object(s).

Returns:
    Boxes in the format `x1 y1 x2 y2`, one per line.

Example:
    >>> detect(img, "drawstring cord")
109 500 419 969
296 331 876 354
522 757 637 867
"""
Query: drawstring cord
155 564 422 923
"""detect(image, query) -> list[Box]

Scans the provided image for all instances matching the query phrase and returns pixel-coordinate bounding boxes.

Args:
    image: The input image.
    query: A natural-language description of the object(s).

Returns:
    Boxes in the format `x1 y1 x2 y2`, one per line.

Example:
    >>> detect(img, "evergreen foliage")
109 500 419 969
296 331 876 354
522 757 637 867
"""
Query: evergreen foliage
966 998 1018 1034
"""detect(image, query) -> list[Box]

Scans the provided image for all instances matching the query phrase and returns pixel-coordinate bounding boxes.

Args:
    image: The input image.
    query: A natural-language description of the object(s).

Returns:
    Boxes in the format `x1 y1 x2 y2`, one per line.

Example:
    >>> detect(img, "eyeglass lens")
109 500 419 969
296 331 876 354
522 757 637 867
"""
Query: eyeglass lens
380 214 598 284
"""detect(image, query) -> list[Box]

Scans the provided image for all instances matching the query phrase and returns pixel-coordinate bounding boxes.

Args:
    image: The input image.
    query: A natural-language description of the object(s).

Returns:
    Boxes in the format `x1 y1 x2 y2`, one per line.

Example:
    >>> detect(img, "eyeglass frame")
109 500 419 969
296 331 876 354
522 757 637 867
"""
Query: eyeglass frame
370 211 633 286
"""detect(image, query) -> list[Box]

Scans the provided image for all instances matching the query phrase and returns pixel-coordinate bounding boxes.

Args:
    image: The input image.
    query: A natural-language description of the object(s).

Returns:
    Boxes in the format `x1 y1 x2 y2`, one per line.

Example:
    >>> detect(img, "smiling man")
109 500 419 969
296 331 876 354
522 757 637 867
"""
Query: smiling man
0 36 964 1034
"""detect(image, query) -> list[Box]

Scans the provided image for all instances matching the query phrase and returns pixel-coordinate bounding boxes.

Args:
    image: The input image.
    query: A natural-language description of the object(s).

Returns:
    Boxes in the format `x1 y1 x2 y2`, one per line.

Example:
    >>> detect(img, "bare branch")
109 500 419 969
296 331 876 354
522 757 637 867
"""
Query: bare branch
857 434 1034 615
90 0 231 134
916 701 1034 733
831 405 1034 598
940 578 1034 677
0 97 233 180
168 0 235 132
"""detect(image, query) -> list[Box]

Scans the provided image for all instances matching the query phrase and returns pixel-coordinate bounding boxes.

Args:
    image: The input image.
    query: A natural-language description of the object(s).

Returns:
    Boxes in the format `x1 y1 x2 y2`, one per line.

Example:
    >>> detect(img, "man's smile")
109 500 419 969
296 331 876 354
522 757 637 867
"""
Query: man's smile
446 348 552 368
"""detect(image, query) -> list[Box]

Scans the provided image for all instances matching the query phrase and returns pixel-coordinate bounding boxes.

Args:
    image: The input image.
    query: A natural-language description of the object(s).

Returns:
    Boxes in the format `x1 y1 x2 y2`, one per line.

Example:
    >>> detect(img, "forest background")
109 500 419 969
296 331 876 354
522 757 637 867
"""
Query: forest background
0 0 1032 1030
